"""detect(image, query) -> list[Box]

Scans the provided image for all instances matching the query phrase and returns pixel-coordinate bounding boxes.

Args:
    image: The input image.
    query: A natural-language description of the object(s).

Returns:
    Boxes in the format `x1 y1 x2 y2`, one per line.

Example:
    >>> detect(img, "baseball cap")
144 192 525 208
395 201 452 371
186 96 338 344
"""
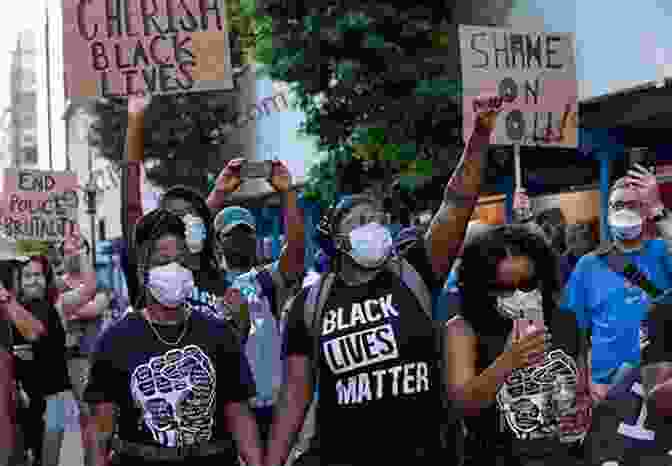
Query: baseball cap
214 206 257 236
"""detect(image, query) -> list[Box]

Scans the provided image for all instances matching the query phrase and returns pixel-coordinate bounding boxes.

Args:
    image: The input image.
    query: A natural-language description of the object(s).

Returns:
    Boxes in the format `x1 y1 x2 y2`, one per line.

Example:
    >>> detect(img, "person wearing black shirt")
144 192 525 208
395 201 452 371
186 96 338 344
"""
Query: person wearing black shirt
263 96 504 466
445 225 591 466
0 259 47 466
84 209 262 466
11 256 73 466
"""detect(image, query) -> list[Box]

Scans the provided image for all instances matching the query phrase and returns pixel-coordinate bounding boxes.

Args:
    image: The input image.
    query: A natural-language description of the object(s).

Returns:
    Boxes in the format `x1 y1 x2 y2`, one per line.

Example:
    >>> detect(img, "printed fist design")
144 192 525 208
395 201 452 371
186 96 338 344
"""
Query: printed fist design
497 349 578 439
130 345 216 447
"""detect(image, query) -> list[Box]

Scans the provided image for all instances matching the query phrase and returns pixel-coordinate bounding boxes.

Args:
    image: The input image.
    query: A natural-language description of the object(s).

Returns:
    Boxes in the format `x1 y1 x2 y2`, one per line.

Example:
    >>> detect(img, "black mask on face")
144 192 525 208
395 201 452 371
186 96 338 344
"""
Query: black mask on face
219 236 257 270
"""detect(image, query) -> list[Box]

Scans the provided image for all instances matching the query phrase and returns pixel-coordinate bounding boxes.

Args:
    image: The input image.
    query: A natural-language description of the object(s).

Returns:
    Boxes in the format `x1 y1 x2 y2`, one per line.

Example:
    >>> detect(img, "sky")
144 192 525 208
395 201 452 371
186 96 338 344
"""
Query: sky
0 0 672 172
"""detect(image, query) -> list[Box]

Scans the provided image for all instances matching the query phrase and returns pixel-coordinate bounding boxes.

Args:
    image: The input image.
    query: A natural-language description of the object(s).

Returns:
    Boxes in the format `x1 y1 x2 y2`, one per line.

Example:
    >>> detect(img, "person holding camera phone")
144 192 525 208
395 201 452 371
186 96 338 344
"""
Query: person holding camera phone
562 164 672 403
206 157 305 448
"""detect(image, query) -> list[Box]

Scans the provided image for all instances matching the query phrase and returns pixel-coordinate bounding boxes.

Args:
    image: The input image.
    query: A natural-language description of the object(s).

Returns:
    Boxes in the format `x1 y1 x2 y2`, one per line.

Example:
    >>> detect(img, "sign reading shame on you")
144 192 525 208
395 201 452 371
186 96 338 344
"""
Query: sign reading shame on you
62 0 233 98
0 169 79 241
459 25 578 148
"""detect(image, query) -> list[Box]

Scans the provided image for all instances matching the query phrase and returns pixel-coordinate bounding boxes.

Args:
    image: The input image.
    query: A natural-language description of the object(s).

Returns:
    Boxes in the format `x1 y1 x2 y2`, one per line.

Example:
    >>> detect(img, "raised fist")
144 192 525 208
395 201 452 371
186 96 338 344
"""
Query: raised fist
130 345 216 447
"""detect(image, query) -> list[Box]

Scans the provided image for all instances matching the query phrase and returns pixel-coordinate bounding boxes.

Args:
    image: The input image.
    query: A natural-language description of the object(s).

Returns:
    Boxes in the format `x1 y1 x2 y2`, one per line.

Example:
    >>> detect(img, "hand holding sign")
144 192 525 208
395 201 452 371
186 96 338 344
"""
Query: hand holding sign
213 158 244 194
473 95 504 135
128 93 151 116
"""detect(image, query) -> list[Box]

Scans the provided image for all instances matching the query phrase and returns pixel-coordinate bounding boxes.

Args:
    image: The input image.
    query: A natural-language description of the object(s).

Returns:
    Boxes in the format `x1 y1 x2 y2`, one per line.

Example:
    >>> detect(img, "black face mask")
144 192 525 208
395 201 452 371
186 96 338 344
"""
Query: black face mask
220 236 257 269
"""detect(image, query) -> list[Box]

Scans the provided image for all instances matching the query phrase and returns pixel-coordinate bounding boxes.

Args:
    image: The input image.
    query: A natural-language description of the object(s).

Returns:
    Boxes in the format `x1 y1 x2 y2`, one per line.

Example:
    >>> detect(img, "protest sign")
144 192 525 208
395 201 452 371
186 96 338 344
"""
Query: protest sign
62 0 233 98
0 169 80 241
459 25 578 148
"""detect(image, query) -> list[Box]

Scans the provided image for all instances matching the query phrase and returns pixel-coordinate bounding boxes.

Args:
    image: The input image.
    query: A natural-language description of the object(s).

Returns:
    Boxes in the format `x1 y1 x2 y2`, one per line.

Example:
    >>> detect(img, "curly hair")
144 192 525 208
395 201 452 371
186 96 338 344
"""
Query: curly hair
457 224 562 337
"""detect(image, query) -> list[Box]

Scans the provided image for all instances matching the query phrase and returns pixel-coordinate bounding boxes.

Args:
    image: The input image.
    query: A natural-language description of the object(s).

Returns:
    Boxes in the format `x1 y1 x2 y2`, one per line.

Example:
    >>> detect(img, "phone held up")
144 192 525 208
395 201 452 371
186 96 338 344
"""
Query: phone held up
239 160 273 179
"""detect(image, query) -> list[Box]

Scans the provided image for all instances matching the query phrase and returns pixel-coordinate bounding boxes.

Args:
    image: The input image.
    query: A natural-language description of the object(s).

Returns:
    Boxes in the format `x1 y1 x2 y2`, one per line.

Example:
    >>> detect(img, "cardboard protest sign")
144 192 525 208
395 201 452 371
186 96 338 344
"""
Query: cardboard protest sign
459 25 578 147
0 169 80 241
62 0 233 98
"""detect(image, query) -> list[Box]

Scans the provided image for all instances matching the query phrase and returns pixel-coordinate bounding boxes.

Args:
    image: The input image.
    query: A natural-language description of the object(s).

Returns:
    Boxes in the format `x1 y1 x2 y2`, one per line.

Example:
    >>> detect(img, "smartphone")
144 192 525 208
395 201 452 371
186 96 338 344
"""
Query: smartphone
240 161 273 179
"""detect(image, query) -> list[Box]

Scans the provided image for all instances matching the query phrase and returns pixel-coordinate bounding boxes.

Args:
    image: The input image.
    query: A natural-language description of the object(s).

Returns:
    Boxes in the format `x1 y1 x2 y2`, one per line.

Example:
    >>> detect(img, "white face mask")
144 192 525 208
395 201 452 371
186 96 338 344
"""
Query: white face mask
344 222 394 269
609 208 643 241
147 262 195 308
183 214 207 254
496 289 543 320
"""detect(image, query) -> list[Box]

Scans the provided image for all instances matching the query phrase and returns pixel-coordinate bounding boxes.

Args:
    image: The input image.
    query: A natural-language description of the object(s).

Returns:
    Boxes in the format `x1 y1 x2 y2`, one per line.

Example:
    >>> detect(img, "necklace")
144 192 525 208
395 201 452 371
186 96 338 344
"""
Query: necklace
143 309 190 347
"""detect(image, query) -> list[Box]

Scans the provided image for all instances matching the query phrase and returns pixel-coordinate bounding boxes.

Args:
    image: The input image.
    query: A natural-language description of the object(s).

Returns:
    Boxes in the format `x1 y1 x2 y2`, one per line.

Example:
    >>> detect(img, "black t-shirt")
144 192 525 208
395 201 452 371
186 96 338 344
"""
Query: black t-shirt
459 301 583 463
0 299 71 398
284 243 443 463
583 298 672 465
584 367 672 466
644 299 672 367
83 310 255 464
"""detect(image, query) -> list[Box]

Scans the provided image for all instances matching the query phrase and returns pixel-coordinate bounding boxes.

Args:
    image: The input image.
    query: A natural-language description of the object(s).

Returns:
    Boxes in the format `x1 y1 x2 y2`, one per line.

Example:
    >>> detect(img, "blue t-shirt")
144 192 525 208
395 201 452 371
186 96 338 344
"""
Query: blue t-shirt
562 240 672 383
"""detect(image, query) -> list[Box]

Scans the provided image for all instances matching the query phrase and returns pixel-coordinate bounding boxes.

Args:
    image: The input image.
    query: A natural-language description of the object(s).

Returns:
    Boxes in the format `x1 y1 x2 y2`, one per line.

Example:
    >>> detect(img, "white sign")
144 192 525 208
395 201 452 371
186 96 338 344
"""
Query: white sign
459 25 578 148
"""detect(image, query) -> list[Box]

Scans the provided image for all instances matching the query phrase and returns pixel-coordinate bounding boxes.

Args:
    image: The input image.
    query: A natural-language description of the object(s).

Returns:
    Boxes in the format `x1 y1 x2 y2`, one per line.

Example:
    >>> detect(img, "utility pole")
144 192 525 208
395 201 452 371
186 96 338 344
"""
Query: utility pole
84 145 98 268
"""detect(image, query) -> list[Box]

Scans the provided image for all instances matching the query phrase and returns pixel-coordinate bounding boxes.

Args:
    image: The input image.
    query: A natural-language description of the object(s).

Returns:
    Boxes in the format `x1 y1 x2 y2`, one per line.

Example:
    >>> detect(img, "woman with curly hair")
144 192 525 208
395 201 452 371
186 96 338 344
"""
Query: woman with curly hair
444 224 591 466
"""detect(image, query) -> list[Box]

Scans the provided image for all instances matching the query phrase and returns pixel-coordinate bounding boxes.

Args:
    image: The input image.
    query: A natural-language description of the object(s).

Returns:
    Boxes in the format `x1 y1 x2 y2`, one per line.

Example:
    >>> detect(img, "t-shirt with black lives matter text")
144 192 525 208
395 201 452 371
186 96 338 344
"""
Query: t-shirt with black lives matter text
284 243 444 463
83 311 255 466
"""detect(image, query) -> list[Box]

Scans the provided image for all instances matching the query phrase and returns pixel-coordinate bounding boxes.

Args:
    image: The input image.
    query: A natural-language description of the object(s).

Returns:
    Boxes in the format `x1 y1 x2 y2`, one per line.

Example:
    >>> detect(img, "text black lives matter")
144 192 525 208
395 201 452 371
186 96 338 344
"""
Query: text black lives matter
76 0 225 98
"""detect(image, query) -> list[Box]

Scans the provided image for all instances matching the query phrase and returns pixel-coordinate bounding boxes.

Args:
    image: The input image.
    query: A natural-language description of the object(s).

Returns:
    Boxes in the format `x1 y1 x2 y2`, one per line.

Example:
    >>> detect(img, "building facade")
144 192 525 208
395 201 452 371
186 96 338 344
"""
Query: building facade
9 30 39 170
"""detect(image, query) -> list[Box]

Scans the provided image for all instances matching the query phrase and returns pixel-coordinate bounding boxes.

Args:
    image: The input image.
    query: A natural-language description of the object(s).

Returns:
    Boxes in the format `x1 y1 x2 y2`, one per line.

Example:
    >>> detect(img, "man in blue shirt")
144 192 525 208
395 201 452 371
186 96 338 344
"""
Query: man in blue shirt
562 165 672 401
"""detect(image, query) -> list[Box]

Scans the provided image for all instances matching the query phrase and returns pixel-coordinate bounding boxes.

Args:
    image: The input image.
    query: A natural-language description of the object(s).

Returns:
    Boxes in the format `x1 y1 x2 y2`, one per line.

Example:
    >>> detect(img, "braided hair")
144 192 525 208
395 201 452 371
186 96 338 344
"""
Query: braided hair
133 209 187 310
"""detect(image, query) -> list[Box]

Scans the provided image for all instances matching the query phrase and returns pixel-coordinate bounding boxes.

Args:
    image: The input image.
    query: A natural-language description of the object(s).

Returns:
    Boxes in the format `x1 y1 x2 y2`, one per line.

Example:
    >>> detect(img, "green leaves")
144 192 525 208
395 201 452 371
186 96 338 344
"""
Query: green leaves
336 13 372 33
414 79 462 98
263 0 514 199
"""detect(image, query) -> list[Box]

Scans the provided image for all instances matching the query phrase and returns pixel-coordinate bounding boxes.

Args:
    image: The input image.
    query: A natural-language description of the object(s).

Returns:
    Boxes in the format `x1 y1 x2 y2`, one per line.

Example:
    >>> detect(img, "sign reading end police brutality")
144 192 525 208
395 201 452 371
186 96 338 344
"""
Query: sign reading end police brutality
61 0 233 98
0 169 79 241
458 25 578 148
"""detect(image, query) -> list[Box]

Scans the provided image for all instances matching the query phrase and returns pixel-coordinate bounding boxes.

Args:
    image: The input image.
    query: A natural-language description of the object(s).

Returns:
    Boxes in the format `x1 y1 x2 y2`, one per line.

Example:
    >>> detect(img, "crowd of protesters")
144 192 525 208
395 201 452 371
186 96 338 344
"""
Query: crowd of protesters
0 92 671 466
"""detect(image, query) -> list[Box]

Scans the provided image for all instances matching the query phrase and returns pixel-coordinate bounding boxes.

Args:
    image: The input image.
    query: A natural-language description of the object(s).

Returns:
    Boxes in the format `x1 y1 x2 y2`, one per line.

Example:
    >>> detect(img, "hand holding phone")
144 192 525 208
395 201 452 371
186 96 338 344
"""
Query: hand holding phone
240 161 273 179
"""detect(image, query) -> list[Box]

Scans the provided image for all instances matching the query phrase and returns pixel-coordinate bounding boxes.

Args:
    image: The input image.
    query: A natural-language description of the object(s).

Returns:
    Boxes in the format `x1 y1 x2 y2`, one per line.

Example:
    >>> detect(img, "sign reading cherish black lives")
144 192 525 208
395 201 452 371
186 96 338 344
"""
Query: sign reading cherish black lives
62 0 234 98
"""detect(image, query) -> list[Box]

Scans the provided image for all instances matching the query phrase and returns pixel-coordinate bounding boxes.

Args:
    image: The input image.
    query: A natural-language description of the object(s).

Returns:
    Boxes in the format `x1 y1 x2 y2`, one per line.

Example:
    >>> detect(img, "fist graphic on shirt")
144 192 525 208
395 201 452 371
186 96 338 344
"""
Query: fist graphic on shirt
130 345 216 447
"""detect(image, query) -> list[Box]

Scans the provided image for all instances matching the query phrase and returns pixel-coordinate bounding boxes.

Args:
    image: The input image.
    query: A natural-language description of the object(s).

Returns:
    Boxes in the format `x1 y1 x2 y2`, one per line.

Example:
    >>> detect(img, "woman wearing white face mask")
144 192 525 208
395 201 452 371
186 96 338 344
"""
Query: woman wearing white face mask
84 209 263 466
445 225 591 466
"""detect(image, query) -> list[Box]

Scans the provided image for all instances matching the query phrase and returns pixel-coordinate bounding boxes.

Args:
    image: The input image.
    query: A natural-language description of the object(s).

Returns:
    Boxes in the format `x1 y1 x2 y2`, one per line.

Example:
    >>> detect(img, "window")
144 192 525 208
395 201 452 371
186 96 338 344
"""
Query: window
22 134 35 145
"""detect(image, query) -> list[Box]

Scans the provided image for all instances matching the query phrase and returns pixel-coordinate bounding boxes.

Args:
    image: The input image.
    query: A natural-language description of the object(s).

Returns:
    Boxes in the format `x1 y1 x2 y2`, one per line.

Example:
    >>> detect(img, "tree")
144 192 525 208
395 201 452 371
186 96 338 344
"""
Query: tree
89 0 256 194
251 0 515 207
